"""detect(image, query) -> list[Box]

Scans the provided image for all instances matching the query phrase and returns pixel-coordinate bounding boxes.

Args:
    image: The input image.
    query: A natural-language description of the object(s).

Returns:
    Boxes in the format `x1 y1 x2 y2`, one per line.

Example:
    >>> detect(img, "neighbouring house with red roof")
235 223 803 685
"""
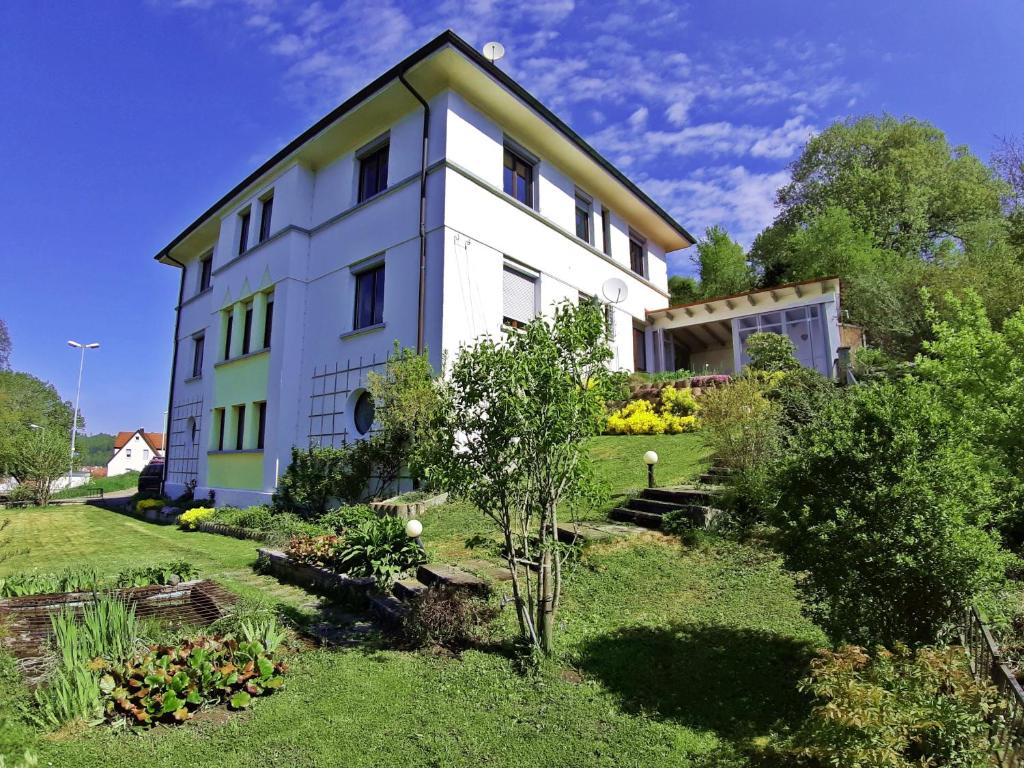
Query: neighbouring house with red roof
106 429 165 477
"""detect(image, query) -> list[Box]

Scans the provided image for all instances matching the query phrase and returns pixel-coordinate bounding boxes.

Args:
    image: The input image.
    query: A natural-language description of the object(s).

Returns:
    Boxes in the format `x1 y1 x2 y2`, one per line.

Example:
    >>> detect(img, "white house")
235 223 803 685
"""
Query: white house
107 430 165 477
155 30 841 507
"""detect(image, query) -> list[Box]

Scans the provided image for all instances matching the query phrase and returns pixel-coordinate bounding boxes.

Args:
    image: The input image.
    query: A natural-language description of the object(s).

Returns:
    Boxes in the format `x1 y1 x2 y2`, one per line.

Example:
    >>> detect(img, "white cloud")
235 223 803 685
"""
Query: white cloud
628 106 648 129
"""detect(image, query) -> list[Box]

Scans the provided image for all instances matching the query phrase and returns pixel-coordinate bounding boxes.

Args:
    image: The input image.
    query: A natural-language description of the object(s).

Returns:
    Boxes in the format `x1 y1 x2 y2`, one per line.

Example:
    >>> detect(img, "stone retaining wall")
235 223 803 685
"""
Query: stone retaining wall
257 549 375 602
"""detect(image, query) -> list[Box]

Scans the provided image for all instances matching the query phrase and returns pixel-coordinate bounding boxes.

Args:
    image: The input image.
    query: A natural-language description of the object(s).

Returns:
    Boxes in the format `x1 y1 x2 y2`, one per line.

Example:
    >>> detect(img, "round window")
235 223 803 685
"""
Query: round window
353 391 375 435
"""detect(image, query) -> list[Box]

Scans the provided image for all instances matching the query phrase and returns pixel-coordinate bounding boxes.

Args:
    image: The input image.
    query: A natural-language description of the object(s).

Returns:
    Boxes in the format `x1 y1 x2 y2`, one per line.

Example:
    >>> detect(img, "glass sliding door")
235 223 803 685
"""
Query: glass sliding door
738 304 829 375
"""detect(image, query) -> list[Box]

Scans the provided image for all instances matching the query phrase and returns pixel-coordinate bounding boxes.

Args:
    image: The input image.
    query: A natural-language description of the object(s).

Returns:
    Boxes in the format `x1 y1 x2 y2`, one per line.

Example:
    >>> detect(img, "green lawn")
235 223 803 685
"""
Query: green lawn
51 471 140 500
1 433 827 767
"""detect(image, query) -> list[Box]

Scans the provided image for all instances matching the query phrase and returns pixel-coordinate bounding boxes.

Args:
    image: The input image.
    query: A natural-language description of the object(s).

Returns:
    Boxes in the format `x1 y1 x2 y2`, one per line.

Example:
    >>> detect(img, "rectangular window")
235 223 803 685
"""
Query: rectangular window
503 146 534 207
224 314 233 360
263 298 274 349
629 233 646 277
354 264 385 330
257 402 267 450
143 449 149 461
575 191 592 244
238 210 250 254
235 405 245 451
502 265 537 329
216 408 225 451
633 326 647 372
242 304 253 355
199 255 213 292
126 448 132 458
258 194 273 243
601 207 612 256
358 142 389 202
191 335 204 378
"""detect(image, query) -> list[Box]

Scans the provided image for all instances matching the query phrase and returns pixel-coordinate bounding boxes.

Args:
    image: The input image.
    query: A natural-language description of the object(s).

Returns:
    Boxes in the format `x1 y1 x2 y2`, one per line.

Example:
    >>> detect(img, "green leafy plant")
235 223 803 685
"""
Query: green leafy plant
285 534 342 569
336 515 426 587
605 386 700 435
98 634 286 726
113 561 198 588
770 644 1002 767
316 504 376 533
0 562 198 598
744 331 801 373
272 444 376 519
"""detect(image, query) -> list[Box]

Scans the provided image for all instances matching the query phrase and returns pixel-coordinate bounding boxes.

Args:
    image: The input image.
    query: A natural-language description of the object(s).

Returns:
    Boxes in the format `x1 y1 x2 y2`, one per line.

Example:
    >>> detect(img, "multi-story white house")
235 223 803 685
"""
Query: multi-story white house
107 429 165 476
155 30 842 506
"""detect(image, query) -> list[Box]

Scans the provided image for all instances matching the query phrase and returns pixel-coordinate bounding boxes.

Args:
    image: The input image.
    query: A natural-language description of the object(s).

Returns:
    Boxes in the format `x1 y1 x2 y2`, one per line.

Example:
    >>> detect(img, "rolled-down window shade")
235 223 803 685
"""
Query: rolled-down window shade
503 266 536 327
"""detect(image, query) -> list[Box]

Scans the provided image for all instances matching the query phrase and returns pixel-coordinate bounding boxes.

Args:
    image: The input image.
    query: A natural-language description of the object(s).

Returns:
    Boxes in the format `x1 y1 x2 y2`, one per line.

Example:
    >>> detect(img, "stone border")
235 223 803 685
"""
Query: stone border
370 492 448 520
257 548 375 602
193 521 274 542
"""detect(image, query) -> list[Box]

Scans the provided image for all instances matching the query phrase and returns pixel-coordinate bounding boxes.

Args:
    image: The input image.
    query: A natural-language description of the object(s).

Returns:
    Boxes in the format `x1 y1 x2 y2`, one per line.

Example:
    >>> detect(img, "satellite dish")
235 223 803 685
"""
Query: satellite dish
482 41 505 63
602 277 628 304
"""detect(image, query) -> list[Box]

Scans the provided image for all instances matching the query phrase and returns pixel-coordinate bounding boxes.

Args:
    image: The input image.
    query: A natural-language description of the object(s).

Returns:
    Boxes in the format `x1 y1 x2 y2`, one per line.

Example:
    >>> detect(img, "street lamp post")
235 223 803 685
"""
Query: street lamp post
67 340 100 488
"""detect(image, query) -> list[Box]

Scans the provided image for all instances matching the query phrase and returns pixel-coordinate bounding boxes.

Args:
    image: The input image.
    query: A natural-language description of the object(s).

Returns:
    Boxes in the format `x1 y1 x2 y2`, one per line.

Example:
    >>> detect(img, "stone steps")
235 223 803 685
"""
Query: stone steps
609 470 728 531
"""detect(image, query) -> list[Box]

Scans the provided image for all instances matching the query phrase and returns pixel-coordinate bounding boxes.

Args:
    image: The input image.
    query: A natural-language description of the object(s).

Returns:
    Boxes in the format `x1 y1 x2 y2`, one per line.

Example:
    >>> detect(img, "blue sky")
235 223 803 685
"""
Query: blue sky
2 0 1022 435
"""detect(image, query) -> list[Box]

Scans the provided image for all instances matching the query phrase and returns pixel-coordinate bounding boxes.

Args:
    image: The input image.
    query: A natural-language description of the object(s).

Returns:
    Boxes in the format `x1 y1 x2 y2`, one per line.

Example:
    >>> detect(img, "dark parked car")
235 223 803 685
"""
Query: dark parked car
138 458 165 495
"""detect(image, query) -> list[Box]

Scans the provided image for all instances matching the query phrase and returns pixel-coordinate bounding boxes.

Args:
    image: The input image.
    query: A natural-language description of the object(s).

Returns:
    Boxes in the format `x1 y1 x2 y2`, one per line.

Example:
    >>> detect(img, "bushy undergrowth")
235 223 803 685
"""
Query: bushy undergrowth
401 585 498 651
765 644 1001 767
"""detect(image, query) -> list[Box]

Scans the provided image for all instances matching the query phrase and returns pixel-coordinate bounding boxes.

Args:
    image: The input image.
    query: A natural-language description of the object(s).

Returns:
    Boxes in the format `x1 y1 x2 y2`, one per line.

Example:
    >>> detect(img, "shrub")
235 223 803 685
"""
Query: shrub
401 585 498 650
178 507 215 530
272 444 376 519
286 535 342 569
744 331 801 373
113 561 198 588
98 634 286 725
317 504 376 533
699 378 782 472
772 644 1001 767
605 386 700 435
769 366 841 436
336 515 426 587
0 568 101 598
852 345 904 382
135 498 168 513
771 380 1009 646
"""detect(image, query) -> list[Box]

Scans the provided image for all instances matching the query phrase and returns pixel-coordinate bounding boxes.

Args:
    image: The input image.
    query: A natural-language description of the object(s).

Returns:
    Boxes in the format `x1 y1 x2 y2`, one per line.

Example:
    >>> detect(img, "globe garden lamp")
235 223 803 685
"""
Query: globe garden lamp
643 450 659 489
406 518 424 551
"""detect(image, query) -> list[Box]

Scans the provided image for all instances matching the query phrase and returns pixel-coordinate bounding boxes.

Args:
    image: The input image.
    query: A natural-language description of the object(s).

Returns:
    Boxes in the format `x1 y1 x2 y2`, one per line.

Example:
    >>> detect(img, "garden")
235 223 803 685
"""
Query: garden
3 297 1024 767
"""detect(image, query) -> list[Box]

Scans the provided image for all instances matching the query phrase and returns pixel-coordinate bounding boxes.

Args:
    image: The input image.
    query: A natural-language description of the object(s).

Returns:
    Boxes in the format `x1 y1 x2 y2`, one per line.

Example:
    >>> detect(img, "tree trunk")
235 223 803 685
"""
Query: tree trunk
538 544 555 655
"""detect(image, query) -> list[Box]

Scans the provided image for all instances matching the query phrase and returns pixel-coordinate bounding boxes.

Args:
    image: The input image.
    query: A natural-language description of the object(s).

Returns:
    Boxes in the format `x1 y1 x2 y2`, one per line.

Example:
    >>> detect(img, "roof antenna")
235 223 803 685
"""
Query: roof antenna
482 41 505 64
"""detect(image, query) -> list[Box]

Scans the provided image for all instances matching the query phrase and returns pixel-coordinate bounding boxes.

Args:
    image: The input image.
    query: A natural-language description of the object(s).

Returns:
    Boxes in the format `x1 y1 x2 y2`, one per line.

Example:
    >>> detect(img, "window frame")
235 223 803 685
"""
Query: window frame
241 302 254 355
601 206 612 256
263 297 274 349
256 401 267 450
198 253 213 293
235 404 245 451
191 334 205 378
223 313 233 361
574 189 593 245
629 231 647 278
237 209 251 255
633 325 648 372
501 262 539 331
258 192 274 243
502 141 536 208
353 262 386 330
216 408 225 451
357 135 390 203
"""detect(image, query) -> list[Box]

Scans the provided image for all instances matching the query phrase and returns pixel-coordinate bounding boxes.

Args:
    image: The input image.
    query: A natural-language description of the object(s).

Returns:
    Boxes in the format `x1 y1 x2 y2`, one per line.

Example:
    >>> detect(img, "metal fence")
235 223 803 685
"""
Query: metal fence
961 606 1024 766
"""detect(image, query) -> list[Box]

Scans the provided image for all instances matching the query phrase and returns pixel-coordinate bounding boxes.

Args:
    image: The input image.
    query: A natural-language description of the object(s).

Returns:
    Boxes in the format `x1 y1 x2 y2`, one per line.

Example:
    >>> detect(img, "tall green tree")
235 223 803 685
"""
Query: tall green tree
0 371 76 477
667 275 699 305
428 301 618 655
694 226 753 298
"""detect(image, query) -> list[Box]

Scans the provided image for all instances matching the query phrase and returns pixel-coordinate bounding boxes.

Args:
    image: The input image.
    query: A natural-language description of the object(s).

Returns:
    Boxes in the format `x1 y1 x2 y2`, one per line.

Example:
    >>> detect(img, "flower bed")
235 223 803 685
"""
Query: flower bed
256 548 375 601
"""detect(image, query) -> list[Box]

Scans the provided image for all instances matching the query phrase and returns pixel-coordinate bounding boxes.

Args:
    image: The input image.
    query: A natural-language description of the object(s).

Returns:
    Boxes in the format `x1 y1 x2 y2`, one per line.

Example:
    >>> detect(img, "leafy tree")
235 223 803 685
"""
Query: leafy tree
366 343 439 485
0 371 75 477
74 433 115 467
761 115 1006 262
6 427 72 507
914 292 1024 542
667 275 699 305
428 301 616 655
694 226 752 298
992 134 1024 249
771 380 1007 646
0 319 10 371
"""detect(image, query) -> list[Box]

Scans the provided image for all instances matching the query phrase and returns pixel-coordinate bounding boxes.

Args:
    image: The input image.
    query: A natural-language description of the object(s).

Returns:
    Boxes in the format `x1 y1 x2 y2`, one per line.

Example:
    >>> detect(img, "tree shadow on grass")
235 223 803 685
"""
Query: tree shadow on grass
576 622 817 740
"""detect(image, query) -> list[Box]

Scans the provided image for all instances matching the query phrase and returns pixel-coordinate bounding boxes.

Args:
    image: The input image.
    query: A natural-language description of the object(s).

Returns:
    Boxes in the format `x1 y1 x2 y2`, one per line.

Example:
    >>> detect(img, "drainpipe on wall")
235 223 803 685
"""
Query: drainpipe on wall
398 70 430 355
161 255 186 495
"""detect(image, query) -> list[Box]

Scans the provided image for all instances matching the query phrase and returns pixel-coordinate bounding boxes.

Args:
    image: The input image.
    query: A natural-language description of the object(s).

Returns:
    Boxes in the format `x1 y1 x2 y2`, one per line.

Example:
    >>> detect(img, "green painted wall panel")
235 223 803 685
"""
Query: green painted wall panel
208 452 264 490
214 350 270 409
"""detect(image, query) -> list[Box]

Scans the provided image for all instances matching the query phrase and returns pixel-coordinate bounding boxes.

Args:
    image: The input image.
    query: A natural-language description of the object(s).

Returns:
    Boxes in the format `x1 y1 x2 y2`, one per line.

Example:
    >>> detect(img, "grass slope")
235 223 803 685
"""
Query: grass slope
51 471 140 500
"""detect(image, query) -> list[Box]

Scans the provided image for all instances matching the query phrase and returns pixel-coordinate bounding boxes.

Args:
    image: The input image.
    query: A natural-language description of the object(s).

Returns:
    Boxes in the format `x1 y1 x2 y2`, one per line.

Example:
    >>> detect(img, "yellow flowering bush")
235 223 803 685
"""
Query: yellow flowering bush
179 507 215 530
606 385 701 435
136 498 168 512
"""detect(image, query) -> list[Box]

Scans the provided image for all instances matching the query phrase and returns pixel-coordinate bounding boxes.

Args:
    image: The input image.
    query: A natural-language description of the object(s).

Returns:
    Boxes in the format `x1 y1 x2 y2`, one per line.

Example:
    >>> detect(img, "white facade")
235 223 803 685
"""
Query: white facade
107 430 165 476
157 32 694 506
